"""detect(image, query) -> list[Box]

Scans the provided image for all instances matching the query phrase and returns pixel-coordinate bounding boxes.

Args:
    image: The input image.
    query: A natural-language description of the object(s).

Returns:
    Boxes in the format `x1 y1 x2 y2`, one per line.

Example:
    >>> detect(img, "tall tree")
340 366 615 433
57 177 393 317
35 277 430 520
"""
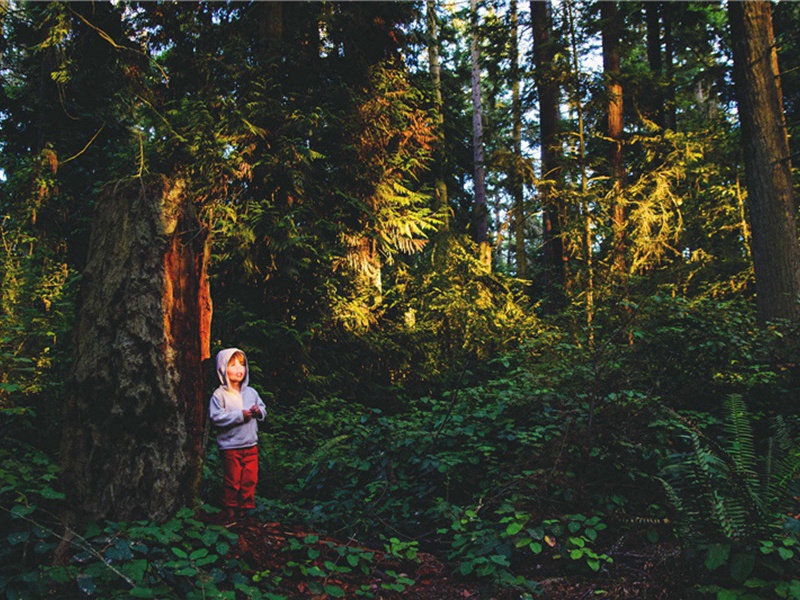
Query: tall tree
57 3 236 521
510 0 525 278
600 0 627 280
532 0 565 306
645 2 664 128
564 0 594 332
663 3 676 130
427 0 448 228
729 0 800 324
470 0 490 265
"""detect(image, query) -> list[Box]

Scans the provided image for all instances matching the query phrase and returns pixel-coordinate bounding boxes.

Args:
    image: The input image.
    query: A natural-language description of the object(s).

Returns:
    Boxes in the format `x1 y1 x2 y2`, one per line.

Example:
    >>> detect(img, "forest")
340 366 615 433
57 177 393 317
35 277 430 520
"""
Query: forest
1 0 800 598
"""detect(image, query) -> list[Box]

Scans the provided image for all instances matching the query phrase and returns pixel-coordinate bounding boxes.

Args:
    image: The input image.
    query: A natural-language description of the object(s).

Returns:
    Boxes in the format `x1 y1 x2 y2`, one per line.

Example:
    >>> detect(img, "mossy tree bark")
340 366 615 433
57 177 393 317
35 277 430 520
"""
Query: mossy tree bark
60 176 211 522
470 0 490 266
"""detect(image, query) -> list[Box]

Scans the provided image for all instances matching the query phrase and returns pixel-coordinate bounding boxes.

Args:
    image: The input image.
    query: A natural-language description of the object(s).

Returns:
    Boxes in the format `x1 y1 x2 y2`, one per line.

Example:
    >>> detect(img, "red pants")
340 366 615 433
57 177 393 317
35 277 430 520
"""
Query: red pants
221 446 259 509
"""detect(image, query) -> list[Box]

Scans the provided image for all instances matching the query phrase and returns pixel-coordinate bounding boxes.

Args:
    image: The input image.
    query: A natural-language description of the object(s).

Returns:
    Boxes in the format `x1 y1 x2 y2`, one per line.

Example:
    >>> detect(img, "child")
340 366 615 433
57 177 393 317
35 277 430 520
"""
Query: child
209 348 267 523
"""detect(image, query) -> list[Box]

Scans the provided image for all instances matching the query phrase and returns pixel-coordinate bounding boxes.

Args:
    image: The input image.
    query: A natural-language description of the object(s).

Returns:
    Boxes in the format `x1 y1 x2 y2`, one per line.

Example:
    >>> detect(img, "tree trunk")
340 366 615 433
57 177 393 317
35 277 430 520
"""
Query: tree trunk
427 0 449 229
645 2 664 128
601 0 627 280
511 0 525 278
60 176 212 522
663 3 676 131
729 0 800 324
532 0 565 307
470 0 490 265
257 1 283 60
565 0 593 338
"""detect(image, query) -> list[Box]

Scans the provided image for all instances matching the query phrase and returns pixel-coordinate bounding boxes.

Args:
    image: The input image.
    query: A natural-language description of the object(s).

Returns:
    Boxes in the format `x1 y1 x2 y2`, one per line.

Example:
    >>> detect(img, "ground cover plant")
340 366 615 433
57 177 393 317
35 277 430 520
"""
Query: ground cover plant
3 0 800 598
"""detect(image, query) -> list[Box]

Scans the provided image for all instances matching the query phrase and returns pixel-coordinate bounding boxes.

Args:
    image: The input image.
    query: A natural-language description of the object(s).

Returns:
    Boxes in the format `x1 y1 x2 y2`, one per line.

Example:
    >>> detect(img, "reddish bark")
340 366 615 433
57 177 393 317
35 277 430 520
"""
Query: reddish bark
60 176 211 522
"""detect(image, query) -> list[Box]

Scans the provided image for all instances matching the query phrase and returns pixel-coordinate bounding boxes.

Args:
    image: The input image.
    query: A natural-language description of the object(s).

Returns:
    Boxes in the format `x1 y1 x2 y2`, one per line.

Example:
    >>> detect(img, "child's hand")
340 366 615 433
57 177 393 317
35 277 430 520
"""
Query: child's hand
249 405 262 419
242 410 252 422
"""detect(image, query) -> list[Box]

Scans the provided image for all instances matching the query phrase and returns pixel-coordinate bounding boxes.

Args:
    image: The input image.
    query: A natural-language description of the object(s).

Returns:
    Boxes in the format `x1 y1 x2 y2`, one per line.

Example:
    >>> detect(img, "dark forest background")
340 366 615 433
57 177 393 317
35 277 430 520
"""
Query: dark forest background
2 1 800 598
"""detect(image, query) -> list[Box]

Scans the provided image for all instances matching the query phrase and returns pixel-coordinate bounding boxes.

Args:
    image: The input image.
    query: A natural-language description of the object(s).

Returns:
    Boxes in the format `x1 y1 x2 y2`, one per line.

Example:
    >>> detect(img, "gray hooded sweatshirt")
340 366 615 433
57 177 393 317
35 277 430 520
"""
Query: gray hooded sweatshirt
209 348 267 450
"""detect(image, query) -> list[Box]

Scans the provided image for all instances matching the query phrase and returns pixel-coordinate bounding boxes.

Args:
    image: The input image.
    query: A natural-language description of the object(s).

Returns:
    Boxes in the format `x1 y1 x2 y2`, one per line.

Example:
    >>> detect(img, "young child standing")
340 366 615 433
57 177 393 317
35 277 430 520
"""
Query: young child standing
209 348 267 522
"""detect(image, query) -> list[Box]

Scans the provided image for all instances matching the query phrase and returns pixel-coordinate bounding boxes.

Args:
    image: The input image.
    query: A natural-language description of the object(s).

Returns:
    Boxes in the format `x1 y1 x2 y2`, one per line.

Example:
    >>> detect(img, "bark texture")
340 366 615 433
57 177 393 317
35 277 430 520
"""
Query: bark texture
729 0 800 324
470 0 490 260
511 0 525 278
427 0 449 226
532 0 565 305
601 0 627 278
60 176 211 522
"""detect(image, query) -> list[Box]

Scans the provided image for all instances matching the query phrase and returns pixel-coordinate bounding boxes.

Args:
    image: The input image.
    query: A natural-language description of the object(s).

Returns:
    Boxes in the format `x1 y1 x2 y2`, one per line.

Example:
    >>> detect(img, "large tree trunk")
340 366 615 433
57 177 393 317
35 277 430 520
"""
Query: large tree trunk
729 0 800 324
470 0 490 266
532 0 565 308
60 176 212 522
601 0 627 280
645 2 664 128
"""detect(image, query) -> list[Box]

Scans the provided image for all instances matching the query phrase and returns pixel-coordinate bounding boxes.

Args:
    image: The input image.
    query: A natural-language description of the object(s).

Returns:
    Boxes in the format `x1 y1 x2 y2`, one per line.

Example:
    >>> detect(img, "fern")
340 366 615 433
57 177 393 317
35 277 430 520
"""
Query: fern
765 416 800 512
658 398 800 545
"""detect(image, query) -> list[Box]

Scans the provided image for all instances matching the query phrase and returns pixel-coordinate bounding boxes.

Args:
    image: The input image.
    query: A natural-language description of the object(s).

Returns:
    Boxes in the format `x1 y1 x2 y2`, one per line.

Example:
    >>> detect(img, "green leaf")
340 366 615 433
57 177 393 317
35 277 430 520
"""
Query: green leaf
324 585 346 598
569 536 586 548
10 505 35 518
189 548 209 561
729 552 755 583
489 555 510 566
195 554 219 567
171 547 188 559
202 529 220 546
505 522 524 536
704 543 730 571
568 521 581 533
77 575 96 595
778 547 795 560
8 530 30 545
129 588 156 598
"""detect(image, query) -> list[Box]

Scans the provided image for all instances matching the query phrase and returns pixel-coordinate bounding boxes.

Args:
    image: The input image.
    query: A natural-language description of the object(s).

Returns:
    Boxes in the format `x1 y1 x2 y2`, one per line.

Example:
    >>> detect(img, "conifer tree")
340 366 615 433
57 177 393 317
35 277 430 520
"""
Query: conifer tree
729 0 800 324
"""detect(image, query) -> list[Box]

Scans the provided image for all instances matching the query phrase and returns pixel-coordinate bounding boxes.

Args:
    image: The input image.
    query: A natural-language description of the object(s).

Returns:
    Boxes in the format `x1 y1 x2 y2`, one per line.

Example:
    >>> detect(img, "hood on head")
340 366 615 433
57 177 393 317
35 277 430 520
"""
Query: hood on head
215 347 249 390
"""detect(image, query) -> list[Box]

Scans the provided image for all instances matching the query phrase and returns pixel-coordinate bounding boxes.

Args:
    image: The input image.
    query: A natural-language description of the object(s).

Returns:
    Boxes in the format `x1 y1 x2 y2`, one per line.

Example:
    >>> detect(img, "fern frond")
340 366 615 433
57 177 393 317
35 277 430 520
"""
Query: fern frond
724 394 757 481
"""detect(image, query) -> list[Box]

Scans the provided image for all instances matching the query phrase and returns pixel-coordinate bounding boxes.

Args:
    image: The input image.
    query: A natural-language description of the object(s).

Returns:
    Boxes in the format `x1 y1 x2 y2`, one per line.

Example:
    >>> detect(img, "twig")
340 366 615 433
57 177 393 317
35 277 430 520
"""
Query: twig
60 124 105 165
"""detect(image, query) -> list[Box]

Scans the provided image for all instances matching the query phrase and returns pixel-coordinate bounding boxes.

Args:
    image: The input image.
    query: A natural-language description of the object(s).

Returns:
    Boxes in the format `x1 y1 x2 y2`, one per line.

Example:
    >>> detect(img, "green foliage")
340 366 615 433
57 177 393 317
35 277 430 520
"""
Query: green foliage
0 445 256 599
657 397 800 596
274 534 416 598
443 502 608 588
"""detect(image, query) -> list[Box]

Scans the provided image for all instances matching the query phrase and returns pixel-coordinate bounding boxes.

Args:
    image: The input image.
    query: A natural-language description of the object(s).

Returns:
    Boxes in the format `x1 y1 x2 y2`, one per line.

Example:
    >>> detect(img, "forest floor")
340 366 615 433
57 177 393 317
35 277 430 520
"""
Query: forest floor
218 515 683 599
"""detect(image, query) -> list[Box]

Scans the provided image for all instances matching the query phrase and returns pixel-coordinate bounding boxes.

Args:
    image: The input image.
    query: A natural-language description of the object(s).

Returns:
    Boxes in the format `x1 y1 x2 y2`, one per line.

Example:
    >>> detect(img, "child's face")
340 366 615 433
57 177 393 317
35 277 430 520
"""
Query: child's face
226 358 246 387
